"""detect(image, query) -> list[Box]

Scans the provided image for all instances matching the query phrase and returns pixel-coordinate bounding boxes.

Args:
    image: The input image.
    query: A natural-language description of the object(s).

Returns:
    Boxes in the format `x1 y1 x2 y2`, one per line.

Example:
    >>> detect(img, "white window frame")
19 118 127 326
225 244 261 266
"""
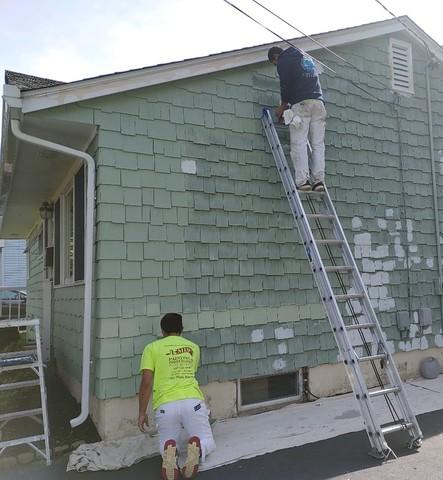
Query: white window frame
389 38 414 95
237 371 302 412
62 185 75 284
53 166 86 288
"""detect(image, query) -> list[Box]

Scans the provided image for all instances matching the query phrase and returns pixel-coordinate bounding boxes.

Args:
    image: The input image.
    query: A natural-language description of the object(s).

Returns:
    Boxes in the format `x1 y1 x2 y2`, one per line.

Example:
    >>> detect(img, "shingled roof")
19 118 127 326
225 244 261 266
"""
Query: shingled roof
5 70 64 91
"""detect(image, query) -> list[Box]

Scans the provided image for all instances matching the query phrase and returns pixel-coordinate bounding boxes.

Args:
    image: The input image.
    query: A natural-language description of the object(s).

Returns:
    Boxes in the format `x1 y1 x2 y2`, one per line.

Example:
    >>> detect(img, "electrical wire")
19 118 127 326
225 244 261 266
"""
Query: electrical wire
223 0 394 105
250 0 389 91
223 0 335 74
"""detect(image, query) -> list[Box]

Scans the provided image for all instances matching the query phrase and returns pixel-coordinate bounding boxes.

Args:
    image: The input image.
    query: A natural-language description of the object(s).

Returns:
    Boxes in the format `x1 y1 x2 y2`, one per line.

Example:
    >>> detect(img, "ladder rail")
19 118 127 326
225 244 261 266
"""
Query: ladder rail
0 319 52 465
261 107 423 455
322 191 423 441
262 109 388 453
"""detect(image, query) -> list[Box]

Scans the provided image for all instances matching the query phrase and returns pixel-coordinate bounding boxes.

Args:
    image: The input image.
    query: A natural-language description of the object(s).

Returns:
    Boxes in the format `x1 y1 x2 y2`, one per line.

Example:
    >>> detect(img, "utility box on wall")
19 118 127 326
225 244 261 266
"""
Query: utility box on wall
397 311 411 332
418 308 432 327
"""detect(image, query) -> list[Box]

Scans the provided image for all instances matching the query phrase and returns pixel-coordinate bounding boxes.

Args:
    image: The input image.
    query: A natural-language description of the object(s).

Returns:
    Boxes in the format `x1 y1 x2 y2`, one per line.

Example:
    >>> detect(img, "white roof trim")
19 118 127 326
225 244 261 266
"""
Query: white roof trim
18 17 438 113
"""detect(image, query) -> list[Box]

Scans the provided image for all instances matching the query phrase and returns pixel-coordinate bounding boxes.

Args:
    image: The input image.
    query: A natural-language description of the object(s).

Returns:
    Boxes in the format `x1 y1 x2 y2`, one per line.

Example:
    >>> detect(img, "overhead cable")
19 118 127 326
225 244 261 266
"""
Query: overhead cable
250 0 388 91
223 0 390 104
223 0 335 74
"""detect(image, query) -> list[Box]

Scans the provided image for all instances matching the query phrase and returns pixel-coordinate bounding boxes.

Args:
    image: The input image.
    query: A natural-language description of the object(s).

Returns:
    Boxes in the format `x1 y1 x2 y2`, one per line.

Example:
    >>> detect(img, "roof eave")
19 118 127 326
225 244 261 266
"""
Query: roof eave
19 18 411 114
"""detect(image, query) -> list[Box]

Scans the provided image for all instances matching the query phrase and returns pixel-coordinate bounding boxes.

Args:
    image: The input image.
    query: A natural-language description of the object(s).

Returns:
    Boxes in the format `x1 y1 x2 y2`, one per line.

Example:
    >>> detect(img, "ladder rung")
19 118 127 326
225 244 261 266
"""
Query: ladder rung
299 190 325 195
324 265 354 273
0 408 42 422
357 353 385 362
346 322 375 331
0 434 46 450
0 380 40 391
306 213 335 220
335 293 365 302
368 386 401 398
381 422 413 435
316 239 344 246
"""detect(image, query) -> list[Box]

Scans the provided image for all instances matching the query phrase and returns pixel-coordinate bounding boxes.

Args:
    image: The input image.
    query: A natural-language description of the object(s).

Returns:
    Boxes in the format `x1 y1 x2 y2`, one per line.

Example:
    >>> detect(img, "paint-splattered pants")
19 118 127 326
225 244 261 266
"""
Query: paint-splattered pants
155 398 216 462
288 99 327 187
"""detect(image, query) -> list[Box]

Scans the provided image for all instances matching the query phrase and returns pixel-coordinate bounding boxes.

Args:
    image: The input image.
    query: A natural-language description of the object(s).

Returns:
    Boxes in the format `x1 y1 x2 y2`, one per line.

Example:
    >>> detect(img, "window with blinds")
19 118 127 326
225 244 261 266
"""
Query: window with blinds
390 39 414 94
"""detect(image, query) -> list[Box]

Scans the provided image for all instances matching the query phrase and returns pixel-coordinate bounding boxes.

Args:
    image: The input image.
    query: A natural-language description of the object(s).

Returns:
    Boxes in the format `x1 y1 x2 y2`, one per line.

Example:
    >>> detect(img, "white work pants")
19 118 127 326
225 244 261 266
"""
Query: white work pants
155 398 216 462
288 99 326 187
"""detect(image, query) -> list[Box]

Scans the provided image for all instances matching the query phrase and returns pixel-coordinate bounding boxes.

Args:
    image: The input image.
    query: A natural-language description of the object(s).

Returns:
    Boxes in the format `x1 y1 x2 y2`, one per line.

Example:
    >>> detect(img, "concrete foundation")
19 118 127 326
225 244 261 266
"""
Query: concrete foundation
56 348 442 441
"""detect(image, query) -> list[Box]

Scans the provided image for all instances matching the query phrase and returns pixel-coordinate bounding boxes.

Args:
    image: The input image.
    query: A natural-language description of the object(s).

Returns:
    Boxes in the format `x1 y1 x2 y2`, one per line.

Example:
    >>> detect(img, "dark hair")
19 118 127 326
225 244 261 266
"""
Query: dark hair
268 46 283 62
160 313 183 334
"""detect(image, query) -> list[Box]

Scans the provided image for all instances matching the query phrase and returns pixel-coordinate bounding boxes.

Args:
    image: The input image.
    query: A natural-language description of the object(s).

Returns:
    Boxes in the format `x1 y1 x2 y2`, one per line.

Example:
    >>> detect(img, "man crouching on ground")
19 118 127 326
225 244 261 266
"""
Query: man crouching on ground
138 312 216 480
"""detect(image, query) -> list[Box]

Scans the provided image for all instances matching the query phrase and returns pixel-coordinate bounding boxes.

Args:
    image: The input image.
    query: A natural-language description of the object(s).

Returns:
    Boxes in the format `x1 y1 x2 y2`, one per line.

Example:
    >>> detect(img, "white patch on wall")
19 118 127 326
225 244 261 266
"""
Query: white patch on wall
275 327 294 340
386 340 395 354
373 245 389 258
394 237 405 258
438 150 443 175
181 159 197 174
251 329 264 343
377 219 387 229
406 219 413 242
423 325 432 335
378 298 395 311
435 334 443 347
426 258 434 268
386 209 394 217
407 257 421 267
352 217 362 230
396 221 402 230
273 358 287 371
420 336 429 350
278 342 288 355
382 260 396 271
409 245 418 253
409 324 419 338
398 341 411 351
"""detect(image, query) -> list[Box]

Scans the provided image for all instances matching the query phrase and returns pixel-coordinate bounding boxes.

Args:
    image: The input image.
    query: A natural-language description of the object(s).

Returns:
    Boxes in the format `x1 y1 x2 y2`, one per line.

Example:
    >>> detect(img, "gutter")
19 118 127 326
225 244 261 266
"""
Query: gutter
10 120 96 428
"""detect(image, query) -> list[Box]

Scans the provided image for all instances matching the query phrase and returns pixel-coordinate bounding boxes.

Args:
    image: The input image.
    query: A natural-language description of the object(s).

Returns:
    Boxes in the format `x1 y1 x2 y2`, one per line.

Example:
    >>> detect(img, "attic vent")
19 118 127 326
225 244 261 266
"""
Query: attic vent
389 39 414 94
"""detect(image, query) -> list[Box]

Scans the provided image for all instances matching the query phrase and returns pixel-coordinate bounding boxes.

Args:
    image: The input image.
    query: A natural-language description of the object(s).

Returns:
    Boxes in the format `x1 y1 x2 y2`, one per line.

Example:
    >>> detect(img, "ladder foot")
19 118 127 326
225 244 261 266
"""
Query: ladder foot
368 447 395 460
408 437 423 450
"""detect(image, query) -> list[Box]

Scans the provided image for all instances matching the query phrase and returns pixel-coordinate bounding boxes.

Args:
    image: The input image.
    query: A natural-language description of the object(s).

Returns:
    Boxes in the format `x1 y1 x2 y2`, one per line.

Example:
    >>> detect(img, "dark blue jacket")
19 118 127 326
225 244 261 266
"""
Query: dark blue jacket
277 47 323 105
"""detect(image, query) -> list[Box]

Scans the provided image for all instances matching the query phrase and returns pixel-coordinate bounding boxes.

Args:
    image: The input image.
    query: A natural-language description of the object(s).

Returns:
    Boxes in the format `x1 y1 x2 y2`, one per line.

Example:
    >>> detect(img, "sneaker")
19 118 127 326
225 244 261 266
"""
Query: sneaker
312 181 325 192
181 436 201 479
162 440 179 480
297 181 312 191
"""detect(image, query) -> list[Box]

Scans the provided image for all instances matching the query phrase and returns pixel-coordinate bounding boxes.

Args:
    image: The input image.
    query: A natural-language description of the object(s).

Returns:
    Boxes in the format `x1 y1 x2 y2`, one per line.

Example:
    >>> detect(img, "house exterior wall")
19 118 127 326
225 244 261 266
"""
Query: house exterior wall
52 284 85 385
27 32 443 439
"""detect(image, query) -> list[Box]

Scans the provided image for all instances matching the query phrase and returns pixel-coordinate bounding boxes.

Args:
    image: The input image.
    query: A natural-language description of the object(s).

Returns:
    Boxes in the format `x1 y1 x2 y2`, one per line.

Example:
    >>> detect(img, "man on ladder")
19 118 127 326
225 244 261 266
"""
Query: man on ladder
268 45 327 192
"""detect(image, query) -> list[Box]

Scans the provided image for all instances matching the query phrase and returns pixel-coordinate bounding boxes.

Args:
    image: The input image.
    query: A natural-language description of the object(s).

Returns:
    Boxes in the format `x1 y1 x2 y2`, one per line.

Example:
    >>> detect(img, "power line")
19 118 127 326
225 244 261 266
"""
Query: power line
373 0 433 56
222 0 335 74
223 0 391 104
250 0 389 91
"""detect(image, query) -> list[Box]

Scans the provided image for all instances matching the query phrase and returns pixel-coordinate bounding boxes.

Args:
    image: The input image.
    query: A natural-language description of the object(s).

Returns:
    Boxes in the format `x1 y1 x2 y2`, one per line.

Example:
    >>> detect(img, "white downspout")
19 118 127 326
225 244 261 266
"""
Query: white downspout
10 119 95 428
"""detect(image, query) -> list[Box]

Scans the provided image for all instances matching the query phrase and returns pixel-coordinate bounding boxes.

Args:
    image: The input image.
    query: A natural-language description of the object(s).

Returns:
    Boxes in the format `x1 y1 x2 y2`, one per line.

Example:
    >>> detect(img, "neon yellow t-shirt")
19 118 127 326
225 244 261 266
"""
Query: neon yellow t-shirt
140 335 204 410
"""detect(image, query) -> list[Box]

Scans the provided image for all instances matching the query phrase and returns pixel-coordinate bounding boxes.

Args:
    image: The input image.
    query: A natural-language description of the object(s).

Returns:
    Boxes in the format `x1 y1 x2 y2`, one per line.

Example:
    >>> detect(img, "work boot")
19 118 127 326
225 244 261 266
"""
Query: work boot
161 439 179 480
181 436 201 479
297 181 312 191
312 181 325 192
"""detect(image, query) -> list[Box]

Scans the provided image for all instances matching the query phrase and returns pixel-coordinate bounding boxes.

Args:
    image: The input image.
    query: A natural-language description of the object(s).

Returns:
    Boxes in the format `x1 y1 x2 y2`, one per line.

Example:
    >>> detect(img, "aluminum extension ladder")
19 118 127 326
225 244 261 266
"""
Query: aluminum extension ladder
261 107 422 458
0 318 51 465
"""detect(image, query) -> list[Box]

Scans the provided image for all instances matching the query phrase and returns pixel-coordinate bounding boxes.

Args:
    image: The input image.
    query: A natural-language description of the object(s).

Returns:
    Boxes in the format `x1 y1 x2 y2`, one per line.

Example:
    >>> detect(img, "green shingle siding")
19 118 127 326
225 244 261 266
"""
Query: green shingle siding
26 33 443 401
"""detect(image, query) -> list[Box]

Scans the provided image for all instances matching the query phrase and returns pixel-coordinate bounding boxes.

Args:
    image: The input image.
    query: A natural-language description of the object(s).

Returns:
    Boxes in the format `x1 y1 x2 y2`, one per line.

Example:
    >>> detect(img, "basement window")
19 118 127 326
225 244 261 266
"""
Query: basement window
389 38 414 95
238 371 301 410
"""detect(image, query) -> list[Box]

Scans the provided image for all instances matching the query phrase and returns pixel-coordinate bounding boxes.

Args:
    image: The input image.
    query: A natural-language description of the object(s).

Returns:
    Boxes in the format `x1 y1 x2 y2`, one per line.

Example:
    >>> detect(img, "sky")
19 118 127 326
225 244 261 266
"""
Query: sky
1 0 443 84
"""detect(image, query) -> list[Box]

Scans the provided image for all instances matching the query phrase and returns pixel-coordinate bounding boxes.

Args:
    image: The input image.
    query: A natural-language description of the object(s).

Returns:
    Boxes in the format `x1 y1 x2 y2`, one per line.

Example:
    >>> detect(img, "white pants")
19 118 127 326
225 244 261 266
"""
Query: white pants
155 398 216 462
288 99 326 187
